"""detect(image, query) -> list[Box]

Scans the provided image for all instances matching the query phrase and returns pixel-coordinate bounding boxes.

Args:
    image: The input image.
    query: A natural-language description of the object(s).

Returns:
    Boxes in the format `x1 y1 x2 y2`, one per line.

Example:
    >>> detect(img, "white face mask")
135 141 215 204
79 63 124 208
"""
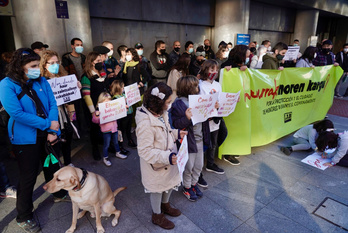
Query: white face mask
125 55 132 61
314 53 317 59
107 50 113 57
344 48 348 53
267 46 272 51
223 51 229 58
137 49 144 56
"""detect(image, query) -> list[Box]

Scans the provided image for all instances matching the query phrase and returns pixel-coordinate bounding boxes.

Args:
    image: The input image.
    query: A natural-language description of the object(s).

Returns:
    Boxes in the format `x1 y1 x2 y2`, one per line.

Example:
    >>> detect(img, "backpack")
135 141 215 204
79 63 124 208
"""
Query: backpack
0 102 10 128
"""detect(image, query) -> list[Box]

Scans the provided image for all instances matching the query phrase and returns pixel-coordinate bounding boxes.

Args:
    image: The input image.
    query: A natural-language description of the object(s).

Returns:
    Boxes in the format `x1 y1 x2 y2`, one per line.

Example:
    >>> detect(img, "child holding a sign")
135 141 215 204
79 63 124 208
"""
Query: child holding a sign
170 76 211 201
92 92 127 166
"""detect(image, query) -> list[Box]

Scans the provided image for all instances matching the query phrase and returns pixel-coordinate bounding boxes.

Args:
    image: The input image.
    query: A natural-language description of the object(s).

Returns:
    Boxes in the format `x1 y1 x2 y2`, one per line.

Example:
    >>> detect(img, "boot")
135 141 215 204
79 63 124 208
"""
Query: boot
161 202 181 217
151 213 175 230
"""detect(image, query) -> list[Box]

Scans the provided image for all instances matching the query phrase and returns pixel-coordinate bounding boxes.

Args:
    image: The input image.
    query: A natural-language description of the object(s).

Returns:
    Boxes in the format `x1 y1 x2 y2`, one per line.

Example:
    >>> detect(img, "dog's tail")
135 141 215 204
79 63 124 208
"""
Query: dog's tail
113 187 127 197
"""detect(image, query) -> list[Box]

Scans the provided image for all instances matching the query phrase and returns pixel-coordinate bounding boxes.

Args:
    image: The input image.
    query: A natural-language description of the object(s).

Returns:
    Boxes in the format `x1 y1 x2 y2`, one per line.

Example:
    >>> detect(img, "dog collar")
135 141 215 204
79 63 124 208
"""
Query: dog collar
73 168 88 192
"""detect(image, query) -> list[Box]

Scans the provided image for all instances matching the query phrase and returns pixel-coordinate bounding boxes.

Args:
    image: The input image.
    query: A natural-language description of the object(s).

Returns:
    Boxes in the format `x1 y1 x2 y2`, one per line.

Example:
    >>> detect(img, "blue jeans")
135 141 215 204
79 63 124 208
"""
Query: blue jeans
103 132 120 158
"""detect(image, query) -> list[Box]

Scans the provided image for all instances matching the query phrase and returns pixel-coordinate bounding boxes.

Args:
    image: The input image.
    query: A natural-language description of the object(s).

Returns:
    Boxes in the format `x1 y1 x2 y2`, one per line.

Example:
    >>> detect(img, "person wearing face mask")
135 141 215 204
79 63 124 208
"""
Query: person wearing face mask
261 42 288 70
334 43 348 97
204 39 215 60
189 45 206 76
102 41 122 80
296 46 317 68
169 41 181 67
167 53 191 99
215 45 229 67
149 40 170 87
313 40 338 67
0 48 68 232
31 41 49 57
81 52 113 160
135 42 152 82
249 47 259 69
261 40 271 53
40 50 81 168
183 41 195 58
62 38 86 81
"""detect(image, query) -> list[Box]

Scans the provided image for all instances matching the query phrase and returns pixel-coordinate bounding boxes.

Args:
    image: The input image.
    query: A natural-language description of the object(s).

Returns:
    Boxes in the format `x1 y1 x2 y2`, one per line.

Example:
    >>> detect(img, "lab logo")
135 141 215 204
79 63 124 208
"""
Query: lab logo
284 112 292 123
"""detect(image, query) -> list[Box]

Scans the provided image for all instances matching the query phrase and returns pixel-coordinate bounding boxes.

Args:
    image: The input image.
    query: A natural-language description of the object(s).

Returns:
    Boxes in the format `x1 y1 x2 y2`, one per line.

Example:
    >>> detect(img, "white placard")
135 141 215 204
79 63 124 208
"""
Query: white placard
189 93 219 125
217 91 240 117
47 75 81 106
301 152 331 170
283 46 300 61
124 83 141 106
98 97 127 124
176 136 188 182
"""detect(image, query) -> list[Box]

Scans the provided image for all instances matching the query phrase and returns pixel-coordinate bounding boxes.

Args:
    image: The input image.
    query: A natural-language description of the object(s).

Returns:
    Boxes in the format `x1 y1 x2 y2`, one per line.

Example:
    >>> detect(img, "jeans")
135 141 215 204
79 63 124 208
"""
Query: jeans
0 161 10 192
103 132 120 158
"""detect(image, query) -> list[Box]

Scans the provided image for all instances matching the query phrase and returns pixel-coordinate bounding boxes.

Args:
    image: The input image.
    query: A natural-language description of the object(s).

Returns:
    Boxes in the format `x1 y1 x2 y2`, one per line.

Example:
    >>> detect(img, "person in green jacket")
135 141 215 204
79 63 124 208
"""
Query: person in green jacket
262 42 288 70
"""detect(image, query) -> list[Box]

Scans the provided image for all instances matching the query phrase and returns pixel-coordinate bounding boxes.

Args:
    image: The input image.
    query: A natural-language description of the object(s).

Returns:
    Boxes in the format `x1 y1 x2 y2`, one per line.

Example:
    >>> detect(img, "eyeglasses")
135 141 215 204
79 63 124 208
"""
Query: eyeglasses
46 61 60 65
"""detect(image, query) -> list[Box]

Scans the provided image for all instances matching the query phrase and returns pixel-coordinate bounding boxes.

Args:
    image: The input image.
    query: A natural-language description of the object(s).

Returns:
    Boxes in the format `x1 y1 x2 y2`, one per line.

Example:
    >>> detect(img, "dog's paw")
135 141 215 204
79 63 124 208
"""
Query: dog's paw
97 227 105 233
65 227 75 233
90 212 96 218
111 218 118 227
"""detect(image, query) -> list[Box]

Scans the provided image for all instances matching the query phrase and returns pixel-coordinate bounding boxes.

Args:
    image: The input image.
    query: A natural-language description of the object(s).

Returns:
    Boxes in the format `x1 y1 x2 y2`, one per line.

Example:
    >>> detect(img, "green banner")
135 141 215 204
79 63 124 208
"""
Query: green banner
219 65 343 156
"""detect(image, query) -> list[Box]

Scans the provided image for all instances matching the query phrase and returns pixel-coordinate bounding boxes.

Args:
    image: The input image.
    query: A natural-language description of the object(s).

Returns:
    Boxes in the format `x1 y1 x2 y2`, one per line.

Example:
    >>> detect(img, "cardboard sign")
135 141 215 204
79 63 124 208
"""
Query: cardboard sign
98 97 127 124
176 136 188 182
301 152 331 170
47 75 81 106
217 91 240 117
189 93 219 125
284 46 300 61
124 83 141 106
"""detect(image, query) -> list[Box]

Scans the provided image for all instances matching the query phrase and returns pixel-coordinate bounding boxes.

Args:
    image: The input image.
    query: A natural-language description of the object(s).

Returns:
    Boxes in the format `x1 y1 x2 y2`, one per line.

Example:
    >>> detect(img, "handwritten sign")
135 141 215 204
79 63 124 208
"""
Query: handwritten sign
189 93 219 125
217 91 240 117
124 83 141 106
284 46 300 61
98 97 127 124
176 136 188 182
301 152 331 170
47 75 81 106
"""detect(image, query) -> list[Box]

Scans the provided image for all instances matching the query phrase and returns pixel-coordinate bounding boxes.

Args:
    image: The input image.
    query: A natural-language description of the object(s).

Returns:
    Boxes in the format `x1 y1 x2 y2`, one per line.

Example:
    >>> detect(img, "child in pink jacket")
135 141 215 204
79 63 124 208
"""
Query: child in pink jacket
92 92 127 166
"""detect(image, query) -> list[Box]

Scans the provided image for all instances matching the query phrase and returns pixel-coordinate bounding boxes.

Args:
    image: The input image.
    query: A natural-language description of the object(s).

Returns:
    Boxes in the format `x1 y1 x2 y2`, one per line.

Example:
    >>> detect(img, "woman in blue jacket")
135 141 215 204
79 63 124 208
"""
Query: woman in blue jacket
0 48 67 233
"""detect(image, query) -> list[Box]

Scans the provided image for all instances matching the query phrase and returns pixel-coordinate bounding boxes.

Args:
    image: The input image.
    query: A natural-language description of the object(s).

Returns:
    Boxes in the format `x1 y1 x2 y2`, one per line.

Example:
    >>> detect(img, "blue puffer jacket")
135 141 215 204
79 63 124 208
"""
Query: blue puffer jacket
0 77 58 145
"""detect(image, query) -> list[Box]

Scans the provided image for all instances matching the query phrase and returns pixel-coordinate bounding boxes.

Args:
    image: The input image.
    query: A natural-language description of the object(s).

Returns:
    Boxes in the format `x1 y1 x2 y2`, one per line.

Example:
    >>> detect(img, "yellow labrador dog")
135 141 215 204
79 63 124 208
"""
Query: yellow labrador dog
43 166 126 233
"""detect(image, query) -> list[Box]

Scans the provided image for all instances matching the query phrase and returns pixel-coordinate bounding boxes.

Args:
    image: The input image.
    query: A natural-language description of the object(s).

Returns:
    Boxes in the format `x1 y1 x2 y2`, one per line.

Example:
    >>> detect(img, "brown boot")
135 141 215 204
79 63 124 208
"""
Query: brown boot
161 202 181 217
152 213 175 229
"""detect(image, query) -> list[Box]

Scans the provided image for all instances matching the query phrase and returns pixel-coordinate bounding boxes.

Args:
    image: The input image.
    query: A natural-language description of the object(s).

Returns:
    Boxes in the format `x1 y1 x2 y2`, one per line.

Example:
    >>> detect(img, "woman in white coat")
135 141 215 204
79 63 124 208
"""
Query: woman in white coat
135 82 187 230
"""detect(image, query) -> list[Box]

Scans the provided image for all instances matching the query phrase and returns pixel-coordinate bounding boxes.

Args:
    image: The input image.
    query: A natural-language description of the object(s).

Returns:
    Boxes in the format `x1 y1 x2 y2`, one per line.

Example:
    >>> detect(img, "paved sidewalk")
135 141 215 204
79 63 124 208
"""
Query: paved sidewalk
1 113 348 233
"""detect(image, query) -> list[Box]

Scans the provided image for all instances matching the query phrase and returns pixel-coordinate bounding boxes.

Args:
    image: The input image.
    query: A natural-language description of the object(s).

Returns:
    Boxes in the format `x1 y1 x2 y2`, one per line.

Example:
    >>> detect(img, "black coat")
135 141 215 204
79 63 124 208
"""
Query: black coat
124 63 150 95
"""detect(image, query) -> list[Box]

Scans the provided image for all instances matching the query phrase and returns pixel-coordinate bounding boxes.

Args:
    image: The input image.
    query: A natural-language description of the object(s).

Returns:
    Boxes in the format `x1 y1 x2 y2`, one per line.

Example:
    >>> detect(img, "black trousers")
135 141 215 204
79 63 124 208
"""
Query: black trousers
337 154 348 167
118 114 132 143
12 136 66 223
205 130 219 167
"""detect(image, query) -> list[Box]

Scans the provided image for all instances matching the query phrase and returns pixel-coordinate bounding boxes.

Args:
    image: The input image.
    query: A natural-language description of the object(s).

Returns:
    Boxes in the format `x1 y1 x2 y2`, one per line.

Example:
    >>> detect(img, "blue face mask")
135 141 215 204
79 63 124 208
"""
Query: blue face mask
48 63 59 74
245 57 250 64
188 48 194 54
137 49 144 56
75 46 84 54
26 68 41 79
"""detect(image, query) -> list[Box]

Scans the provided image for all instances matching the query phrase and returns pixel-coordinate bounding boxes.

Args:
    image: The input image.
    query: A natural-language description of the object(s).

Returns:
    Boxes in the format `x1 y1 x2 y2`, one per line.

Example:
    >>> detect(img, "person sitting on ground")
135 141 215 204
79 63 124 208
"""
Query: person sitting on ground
261 42 288 70
316 130 348 167
280 119 334 156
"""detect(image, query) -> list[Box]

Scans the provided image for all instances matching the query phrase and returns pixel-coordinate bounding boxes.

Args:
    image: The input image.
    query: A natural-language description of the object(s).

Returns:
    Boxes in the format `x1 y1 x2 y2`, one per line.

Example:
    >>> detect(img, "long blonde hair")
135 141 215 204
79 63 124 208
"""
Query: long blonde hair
97 92 112 105
110 80 124 96
40 50 67 78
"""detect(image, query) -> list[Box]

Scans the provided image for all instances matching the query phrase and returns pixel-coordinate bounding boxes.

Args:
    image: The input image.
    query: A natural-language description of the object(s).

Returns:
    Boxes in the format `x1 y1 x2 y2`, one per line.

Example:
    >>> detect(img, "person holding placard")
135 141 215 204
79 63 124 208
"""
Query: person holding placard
40 50 81 167
170 76 211 201
92 92 127 166
135 83 186 230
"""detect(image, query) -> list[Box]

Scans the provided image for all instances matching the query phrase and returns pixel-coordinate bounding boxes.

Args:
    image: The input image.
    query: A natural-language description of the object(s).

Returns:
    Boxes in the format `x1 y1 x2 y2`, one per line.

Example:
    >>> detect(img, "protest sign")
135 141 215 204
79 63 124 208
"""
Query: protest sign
98 97 127 124
301 153 331 170
176 136 188 181
219 65 342 156
217 91 240 117
284 46 300 61
124 83 141 106
47 75 81 106
189 93 219 125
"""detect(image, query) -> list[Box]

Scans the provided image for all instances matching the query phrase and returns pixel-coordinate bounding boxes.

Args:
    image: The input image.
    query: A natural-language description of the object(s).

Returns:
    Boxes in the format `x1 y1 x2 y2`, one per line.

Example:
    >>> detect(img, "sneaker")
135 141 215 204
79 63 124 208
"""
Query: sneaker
128 140 137 148
115 152 127 159
191 184 203 198
0 186 17 198
120 148 129 155
234 155 240 158
334 94 343 98
206 164 225 175
17 219 41 233
223 155 240 165
103 157 112 166
280 146 292 156
197 174 208 188
182 187 198 201
53 194 71 203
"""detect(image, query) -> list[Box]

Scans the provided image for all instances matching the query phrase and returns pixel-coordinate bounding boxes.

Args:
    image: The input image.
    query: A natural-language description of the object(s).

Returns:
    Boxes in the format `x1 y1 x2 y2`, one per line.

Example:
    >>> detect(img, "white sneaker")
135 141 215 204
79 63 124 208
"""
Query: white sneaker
103 157 112 166
115 152 127 159
0 186 17 198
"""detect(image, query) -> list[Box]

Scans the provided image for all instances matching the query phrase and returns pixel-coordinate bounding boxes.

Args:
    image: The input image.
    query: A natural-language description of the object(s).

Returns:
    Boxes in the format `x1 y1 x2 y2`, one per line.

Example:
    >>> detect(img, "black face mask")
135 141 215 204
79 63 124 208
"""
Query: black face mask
95 62 103 71
160 49 166 54
174 47 180 52
197 60 204 65
322 48 331 54
205 45 210 50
